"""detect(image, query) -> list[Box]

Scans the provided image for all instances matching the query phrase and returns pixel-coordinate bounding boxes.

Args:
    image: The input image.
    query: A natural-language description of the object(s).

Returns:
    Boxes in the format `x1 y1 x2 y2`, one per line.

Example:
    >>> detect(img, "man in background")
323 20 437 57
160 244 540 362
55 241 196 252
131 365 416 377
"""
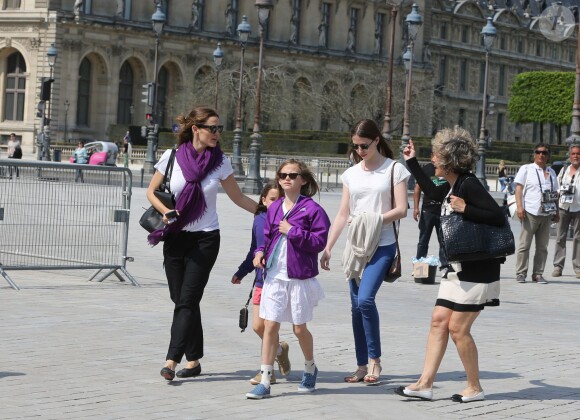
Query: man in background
413 160 450 279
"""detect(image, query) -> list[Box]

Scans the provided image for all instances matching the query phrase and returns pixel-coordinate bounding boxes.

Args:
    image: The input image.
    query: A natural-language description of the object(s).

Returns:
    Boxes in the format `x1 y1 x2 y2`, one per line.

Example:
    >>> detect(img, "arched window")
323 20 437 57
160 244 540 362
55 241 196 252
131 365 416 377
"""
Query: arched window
117 62 133 124
157 66 168 127
4 52 26 121
77 58 91 126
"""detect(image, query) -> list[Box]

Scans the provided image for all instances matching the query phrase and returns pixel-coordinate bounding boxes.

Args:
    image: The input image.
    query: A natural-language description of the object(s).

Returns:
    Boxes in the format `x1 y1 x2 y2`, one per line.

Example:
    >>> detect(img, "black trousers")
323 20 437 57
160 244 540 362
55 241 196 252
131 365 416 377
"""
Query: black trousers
416 209 448 267
163 229 220 363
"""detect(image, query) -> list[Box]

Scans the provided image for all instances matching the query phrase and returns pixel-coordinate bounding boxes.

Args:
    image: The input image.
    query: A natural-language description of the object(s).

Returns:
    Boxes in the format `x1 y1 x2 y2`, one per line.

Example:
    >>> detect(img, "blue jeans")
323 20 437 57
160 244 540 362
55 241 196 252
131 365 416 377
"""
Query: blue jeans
349 244 396 366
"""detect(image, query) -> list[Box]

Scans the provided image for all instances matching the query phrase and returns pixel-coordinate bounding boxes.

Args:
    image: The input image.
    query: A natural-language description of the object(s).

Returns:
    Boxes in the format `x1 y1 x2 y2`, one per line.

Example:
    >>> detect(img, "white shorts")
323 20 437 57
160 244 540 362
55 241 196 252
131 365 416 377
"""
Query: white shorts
259 277 325 325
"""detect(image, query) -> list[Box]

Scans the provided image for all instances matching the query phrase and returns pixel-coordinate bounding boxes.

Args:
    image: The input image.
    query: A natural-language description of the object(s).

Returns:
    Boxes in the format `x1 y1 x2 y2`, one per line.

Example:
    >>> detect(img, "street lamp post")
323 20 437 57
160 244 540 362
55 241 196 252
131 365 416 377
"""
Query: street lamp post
232 16 252 178
382 2 399 141
566 13 580 145
64 100 70 143
400 4 422 159
40 43 58 161
213 43 224 110
144 3 166 174
476 17 497 189
243 0 273 194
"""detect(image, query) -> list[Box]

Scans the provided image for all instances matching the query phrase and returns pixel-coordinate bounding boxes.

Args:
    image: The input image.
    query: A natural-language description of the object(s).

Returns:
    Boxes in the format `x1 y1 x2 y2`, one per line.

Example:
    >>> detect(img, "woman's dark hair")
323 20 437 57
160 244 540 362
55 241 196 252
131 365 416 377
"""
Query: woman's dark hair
175 107 219 146
255 180 279 215
276 158 319 197
349 119 394 164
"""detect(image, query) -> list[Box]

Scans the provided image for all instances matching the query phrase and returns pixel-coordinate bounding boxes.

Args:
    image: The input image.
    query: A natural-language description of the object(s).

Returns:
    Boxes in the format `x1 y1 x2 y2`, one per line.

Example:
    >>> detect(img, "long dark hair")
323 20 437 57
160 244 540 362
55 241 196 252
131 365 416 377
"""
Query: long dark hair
175 107 219 146
349 119 393 164
255 181 279 215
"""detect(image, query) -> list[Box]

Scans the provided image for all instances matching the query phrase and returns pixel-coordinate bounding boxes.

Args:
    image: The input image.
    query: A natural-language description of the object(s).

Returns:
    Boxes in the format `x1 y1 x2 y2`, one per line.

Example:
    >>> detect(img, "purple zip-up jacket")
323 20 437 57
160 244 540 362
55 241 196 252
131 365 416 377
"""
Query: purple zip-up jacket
256 195 330 280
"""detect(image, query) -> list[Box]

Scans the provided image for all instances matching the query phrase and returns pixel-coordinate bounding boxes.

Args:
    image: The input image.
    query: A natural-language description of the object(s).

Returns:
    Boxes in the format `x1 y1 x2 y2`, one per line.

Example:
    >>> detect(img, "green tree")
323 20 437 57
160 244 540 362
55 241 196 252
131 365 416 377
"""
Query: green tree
508 71 574 144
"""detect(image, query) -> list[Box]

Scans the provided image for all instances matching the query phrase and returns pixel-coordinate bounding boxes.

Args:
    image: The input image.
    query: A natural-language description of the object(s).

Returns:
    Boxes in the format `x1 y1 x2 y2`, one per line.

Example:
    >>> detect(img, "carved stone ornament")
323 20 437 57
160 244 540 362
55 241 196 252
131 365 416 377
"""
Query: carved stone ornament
111 45 126 57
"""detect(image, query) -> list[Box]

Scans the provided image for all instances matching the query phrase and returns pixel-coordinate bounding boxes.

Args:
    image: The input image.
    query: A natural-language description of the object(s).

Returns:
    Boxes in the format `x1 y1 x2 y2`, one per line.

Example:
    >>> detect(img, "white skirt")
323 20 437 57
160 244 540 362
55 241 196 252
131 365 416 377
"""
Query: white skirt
437 265 500 312
259 277 325 325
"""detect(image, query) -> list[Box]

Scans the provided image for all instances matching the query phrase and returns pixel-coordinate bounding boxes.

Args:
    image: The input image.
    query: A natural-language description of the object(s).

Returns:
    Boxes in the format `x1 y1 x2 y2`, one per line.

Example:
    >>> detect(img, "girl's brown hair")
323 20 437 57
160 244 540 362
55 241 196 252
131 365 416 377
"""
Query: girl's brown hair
175 107 219 146
349 119 394 164
255 180 279 215
276 158 319 197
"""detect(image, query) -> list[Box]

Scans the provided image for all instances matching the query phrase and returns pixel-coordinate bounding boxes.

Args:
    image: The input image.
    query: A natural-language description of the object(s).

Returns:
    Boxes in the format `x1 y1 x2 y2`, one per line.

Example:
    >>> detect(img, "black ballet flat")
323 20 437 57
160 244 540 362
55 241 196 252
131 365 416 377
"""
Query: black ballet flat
176 364 201 378
160 366 175 381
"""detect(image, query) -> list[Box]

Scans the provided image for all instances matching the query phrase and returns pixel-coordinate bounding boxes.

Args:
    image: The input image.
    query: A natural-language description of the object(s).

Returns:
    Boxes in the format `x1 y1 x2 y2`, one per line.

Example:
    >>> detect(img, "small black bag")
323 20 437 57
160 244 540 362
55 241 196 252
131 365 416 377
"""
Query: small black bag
139 149 176 233
239 278 257 332
239 307 249 332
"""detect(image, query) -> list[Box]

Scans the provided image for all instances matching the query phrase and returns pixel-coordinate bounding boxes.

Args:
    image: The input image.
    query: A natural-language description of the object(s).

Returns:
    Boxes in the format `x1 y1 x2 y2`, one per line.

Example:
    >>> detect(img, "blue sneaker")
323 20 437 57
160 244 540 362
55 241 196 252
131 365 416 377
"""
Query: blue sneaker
298 367 318 392
246 383 271 399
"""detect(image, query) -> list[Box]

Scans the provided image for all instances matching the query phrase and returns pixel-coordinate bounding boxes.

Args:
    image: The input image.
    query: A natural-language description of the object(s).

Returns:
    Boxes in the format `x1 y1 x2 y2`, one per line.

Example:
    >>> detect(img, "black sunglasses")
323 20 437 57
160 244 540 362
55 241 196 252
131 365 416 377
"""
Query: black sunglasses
197 124 224 134
278 172 301 180
534 150 549 156
351 139 375 151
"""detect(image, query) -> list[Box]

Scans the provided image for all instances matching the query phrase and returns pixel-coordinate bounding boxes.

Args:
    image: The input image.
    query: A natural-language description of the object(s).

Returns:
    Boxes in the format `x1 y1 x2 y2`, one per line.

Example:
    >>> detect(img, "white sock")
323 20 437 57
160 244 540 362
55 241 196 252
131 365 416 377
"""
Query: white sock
276 344 283 356
260 364 273 387
304 359 316 374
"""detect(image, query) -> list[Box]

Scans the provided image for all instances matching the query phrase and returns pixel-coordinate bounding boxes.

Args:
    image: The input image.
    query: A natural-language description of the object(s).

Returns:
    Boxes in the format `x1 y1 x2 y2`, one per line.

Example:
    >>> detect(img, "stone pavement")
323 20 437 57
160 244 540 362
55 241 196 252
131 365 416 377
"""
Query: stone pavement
1 189 580 419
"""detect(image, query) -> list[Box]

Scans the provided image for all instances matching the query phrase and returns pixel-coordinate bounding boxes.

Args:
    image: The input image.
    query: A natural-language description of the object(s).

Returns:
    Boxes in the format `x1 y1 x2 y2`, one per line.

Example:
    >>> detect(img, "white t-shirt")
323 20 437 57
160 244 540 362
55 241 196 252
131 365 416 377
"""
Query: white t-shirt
154 148 234 232
514 163 558 216
341 158 410 246
557 165 580 212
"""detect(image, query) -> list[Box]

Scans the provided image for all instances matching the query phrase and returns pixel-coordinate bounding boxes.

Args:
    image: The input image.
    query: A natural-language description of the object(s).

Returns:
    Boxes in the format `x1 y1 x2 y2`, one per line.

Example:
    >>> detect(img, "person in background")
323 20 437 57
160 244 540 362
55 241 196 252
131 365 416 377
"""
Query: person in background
413 160 450 279
122 131 132 168
320 119 409 386
552 144 580 278
73 140 88 183
7 133 22 178
146 106 257 382
514 143 559 284
232 181 291 385
73 140 88 164
397 127 505 403
246 159 330 399
497 160 507 193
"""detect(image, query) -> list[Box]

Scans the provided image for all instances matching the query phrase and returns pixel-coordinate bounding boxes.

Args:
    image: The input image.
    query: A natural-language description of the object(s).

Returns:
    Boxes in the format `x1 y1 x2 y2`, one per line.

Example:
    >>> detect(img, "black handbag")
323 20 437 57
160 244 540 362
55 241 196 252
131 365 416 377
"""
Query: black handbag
440 212 515 262
239 278 257 332
139 149 176 233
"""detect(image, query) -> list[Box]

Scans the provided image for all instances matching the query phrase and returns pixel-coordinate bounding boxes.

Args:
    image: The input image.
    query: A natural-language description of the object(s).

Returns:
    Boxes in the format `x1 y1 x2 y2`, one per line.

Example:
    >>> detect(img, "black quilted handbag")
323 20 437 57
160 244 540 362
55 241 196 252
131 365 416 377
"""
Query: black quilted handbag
440 212 515 262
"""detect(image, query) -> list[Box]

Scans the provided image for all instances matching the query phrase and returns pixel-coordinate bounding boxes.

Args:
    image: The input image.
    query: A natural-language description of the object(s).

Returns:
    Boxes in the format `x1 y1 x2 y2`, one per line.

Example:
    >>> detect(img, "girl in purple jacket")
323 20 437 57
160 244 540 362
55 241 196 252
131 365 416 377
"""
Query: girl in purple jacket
231 181 292 385
246 159 330 400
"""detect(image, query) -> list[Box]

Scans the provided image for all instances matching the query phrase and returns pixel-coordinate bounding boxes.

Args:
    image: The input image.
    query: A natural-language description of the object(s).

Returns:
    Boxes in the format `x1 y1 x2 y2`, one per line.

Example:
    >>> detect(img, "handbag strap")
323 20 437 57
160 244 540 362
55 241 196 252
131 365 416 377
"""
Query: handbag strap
390 162 401 256
244 278 257 308
161 148 176 193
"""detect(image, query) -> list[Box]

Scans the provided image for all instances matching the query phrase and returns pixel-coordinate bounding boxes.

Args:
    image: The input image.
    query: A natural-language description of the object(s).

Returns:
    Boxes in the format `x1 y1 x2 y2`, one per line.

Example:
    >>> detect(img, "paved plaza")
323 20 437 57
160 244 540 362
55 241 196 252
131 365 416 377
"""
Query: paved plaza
1 187 580 419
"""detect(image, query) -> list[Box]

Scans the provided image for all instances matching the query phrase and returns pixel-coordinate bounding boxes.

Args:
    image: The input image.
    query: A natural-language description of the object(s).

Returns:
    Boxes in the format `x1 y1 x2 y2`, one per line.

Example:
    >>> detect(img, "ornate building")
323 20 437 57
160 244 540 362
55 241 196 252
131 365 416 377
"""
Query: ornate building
0 0 577 155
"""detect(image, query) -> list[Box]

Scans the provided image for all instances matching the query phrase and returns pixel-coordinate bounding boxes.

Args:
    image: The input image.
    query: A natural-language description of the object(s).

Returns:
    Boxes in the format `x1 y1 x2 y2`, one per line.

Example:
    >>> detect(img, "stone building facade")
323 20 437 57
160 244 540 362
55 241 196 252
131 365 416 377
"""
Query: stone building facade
0 0 577 156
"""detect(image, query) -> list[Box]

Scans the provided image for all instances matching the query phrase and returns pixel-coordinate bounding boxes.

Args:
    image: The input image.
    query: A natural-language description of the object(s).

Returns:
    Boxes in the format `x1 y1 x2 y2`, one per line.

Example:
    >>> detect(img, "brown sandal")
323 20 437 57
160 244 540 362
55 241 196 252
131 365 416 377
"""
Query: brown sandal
364 362 382 385
344 366 367 383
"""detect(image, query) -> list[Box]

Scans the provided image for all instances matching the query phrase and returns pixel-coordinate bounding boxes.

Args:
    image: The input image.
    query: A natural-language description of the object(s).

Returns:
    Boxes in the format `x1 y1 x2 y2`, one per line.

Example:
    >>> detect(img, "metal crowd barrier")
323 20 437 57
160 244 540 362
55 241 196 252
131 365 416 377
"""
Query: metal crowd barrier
0 160 139 290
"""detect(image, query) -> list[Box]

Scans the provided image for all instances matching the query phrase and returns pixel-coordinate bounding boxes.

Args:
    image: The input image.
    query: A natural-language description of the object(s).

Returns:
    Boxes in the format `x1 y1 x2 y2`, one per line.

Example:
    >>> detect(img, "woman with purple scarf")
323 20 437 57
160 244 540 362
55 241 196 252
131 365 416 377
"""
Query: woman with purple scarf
146 107 257 381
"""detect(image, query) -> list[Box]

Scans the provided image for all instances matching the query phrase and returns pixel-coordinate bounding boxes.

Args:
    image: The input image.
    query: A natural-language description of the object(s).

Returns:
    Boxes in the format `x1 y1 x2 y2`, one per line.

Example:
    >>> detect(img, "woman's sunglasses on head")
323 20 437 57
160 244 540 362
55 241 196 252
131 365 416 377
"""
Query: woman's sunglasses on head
278 172 301 180
196 124 224 134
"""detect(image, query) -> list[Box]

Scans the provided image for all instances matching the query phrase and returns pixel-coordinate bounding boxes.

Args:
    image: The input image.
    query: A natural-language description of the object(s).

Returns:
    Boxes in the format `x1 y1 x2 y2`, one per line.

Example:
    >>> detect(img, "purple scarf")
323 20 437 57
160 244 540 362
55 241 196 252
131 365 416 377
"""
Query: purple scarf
147 142 224 246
